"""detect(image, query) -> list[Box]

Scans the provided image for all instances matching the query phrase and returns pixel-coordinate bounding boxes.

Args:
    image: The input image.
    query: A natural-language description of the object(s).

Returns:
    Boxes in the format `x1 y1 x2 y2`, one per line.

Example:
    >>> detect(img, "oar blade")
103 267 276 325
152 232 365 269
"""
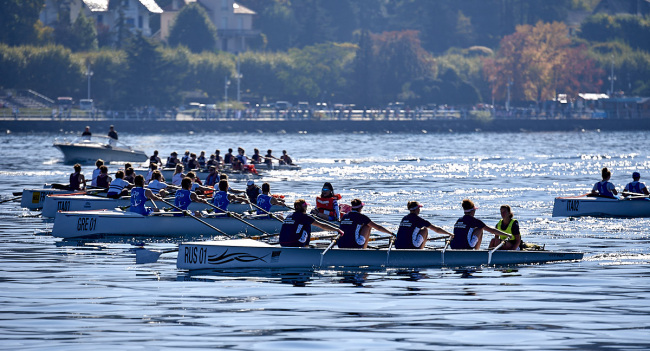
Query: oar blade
135 248 163 264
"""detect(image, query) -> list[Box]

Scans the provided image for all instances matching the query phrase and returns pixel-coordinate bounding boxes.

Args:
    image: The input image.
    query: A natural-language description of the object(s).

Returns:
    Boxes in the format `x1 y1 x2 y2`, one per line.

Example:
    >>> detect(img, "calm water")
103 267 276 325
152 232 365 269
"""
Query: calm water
0 131 649 350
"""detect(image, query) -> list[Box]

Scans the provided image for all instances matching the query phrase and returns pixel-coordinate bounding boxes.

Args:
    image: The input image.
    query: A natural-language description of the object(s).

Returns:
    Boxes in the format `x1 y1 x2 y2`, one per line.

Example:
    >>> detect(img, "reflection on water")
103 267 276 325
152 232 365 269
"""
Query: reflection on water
0 131 649 349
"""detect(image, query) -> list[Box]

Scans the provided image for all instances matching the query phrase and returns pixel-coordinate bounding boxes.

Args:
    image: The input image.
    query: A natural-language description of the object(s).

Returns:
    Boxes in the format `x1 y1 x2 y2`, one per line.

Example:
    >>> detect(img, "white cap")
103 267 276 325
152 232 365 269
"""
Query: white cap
247 180 254 186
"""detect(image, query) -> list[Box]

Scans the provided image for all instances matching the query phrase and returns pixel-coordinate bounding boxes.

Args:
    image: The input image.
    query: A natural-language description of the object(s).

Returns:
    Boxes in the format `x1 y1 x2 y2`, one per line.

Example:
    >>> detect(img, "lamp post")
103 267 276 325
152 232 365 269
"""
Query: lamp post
224 76 231 106
85 61 93 100
608 55 616 96
235 57 242 103
506 79 513 111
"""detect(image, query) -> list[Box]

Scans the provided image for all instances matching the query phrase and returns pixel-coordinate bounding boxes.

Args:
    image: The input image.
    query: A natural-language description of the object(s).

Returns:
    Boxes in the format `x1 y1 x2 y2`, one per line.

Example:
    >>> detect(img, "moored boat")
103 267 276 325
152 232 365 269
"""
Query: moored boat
51 209 314 238
53 135 147 164
552 194 650 217
176 239 584 270
41 194 285 218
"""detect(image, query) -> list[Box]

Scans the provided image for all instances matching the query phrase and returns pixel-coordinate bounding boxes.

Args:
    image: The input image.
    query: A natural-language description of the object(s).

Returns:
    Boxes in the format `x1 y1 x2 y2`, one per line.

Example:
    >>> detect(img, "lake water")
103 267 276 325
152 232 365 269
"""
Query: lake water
0 130 649 350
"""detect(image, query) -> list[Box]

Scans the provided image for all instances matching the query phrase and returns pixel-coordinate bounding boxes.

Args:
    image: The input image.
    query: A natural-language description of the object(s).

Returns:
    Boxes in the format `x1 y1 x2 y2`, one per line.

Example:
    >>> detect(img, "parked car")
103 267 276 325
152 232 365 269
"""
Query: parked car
275 101 292 110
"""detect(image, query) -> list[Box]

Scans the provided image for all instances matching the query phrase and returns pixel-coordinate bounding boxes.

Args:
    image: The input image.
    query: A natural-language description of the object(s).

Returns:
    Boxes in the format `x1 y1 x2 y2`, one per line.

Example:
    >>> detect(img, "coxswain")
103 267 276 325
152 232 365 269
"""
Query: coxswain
171 164 185 186
279 150 293 165
245 180 262 204
213 180 248 212
181 150 191 169
395 201 453 249
95 165 112 189
174 177 209 216
279 199 343 247
204 166 219 187
149 150 162 166
591 167 618 198
338 199 393 249
256 182 286 215
187 153 200 170
68 164 86 191
165 151 179 168
130 175 163 216
624 172 649 196
106 170 133 199
312 182 341 222
488 205 521 250
450 199 510 250
107 125 118 140
224 148 234 165
197 151 207 169
146 170 168 197
91 159 104 187
251 148 262 164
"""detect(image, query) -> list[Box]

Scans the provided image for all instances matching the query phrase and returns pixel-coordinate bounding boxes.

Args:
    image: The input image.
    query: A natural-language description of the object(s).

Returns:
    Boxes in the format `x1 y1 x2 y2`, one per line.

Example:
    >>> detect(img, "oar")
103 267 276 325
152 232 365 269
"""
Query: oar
135 247 178 264
246 200 284 223
487 240 506 264
385 234 396 266
205 202 272 236
441 239 451 265
428 235 451 242
12 191 23 196
158 198 229 236
319 233 342 267
0 196 21 204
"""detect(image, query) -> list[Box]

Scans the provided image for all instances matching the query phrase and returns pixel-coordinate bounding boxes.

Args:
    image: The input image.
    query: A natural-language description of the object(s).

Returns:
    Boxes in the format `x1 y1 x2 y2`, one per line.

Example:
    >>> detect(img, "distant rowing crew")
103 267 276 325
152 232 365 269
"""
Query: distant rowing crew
152 147 296 173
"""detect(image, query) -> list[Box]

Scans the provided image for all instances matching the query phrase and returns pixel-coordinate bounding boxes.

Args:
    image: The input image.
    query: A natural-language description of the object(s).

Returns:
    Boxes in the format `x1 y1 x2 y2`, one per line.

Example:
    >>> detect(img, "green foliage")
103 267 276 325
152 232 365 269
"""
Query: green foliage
55 12 98 52
580 14 650 52
76 50 126 107
0 0 44 46
168 3 218 53
189 52 235 99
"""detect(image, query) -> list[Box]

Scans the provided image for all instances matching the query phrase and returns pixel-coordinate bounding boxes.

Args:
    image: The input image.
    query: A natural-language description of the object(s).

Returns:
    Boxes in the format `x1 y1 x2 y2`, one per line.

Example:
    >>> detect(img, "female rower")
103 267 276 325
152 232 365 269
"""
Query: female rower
165 151 179 168
130 175 163 216
187 153 200 170
107 170 132 199
591 167 618 198
171 164 185 186
395 201 453 249
489 205 521 250
146 170 168 197
95 165 112 189
339 199 393 249
90 159 104 187
279 199 342 247
450 199 510 250
264 149 277 169
174 177 209 216
251 148 262 164
68 164 86 191
197 151 206 169
312 182 341 222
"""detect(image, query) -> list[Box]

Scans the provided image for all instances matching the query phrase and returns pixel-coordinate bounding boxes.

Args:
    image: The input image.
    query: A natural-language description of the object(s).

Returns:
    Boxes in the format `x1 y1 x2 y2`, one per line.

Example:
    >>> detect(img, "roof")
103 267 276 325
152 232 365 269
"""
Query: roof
578 93 609 100
233 2 255 15
82 0 163 13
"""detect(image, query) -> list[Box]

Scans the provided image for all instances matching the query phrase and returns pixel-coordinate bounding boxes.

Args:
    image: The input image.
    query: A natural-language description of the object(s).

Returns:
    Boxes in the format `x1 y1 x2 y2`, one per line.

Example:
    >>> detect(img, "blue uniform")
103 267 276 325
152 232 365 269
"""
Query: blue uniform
338 211 371 248
395 213 431 249
174 189 192 216
130 187 152 216
625 181 647 194
213 190 230 211
256 194 272 215
279 212 315 247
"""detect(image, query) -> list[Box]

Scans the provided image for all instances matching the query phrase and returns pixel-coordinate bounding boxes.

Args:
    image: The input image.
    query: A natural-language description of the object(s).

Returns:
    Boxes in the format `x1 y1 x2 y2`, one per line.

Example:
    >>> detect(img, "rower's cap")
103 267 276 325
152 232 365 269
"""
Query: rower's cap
247 180 254 186
351 199 364 209
407 201 423 211
462 199 478 213
633 171 641 179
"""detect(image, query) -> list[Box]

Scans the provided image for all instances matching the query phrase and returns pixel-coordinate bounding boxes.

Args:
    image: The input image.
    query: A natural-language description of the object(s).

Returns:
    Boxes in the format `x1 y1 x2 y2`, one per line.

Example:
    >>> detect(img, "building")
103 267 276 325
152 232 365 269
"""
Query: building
40 0 163 38
160 0 259 53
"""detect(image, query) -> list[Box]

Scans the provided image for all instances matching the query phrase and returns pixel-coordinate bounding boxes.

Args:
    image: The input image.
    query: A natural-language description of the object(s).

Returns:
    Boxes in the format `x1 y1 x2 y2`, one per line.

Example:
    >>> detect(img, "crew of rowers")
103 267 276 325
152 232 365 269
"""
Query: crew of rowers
590 167 649 198
148 147 295 174
279 182 522 252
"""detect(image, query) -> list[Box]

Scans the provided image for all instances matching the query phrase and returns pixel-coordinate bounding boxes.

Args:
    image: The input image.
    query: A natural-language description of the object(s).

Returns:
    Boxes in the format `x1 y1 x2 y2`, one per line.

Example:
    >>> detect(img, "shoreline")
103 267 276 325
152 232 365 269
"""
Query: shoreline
2 118 648 134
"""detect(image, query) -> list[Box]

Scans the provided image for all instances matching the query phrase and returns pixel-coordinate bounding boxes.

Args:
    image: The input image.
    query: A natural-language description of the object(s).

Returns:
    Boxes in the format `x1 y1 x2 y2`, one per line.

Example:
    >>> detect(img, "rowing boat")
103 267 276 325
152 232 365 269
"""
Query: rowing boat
20 188 77 210
175 239 584 270
53 135 147 164
133 168 262 181
41 194 285 218
552 195 650 217
51 209 312 238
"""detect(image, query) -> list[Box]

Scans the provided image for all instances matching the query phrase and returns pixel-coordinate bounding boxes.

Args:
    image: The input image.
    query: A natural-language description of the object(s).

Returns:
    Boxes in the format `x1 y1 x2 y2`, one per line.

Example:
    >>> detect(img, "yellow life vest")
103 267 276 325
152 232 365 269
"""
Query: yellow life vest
496 218 518 241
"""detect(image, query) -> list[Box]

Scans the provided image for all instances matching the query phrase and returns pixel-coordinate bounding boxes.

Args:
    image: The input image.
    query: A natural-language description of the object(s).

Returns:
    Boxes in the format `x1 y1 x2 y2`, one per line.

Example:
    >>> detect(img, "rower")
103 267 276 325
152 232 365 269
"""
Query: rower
256 182 285 215
236 147 249 165
488 205 521 250
213 179 248 211
219 174 245 195
204 166 219 187
130 175 163 216
280 150 293 165
165 151 179 168
206 154 218 168
181 150 190 169
91 159 104 187
123 167 135 183
338 199 393 249
279 199 342 247
68 164 86 191
624 172 649 196
312 182 341 221
224 148 234 165
246 180 262 204
186 171 210 195
145 163 158 184
214 149 224 166
171 164 185 186
450 199 509 250
106 170 133 199
149 150 162 166
197 151 207 169
395 201 453 249
95 165 112 189
264 149 277 169
174 177 209 217
146 170 169 197
251 148 262 164
187 153 200 170
591 167 618 198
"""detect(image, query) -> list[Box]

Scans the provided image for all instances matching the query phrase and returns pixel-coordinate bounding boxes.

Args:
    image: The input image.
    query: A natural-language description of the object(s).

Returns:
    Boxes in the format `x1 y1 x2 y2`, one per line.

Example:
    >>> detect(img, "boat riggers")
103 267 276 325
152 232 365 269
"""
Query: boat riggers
206 202 272 236
158 198 229 236
0 196 21 204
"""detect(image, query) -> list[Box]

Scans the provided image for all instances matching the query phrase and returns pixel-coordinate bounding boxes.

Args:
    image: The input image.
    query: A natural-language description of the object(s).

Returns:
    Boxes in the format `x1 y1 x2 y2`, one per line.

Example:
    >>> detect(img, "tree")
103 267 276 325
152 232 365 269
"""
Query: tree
55 11 98 52
168 3 218 53
484 21 602 103
350 29 377 107
0 0 44 46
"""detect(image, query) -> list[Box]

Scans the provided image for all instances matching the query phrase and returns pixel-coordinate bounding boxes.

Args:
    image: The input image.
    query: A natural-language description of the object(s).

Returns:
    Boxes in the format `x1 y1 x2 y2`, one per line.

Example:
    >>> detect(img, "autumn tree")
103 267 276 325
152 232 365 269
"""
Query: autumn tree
484 21 602 103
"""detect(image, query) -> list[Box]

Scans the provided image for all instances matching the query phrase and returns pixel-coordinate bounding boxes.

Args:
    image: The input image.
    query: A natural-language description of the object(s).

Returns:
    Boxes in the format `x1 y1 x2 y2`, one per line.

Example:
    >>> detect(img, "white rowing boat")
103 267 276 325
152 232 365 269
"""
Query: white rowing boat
20 188 77 210
41 194 285 218
133 168 262 181
175 239 584 270
51 209 313 238
552 195 650 217
53 135 147 164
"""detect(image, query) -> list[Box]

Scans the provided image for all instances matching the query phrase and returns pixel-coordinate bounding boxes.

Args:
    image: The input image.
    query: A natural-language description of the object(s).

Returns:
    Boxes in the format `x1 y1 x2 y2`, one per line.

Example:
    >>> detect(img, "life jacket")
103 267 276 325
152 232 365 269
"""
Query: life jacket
496 219 518 241
244 164 258 174
316 194 341 215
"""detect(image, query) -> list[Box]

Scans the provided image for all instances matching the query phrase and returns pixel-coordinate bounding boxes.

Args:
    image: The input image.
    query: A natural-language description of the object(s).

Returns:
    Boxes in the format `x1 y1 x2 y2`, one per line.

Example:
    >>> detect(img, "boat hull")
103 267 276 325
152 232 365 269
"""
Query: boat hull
176 239 584 270
552 196 650 217
51 210 301 238
41 194 285 218
20 188 76 210
134 168 262 181
54 143 147 164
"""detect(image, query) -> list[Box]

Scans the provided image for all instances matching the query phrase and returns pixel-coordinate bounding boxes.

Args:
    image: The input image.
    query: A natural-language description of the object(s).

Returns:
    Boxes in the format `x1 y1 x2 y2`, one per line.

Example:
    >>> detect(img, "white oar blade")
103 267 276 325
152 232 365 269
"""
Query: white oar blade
135 249 163 264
